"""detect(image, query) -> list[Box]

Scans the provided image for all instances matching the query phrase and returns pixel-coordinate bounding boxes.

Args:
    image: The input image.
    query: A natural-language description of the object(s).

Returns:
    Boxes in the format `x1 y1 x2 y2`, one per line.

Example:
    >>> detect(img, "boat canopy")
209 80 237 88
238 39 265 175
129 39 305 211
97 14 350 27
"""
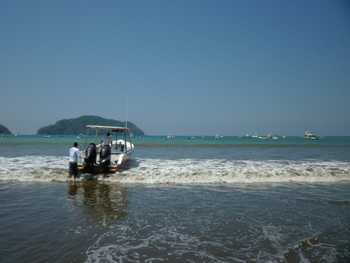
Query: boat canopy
86 125 129 132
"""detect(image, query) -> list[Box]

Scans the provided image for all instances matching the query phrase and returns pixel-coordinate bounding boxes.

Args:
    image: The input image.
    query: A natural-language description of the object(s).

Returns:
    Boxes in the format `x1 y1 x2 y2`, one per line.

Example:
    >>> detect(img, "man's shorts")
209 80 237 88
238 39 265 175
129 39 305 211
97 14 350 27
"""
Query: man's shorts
69 162 78 177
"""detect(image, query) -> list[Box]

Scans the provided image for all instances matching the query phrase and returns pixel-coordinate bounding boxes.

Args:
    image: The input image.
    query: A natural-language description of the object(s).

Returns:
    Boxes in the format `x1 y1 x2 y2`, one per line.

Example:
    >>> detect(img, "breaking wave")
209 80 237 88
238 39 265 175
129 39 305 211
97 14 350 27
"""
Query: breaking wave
0 156 350 184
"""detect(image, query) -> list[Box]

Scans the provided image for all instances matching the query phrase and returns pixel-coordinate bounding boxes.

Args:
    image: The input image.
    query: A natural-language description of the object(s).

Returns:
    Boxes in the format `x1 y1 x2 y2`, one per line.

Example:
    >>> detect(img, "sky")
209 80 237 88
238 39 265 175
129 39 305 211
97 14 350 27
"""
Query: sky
0 0 349 135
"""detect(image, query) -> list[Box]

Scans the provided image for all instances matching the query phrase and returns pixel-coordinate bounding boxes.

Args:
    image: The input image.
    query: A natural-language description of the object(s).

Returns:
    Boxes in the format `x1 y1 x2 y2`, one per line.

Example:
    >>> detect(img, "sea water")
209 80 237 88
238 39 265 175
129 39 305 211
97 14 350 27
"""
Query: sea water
0 135 349 262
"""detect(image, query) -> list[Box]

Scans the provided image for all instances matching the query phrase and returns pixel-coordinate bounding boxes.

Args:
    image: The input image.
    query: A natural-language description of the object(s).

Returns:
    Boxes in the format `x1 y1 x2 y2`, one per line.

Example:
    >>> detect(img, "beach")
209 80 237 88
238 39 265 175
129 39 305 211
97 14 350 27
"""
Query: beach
1 0 349 261
0 135 350 262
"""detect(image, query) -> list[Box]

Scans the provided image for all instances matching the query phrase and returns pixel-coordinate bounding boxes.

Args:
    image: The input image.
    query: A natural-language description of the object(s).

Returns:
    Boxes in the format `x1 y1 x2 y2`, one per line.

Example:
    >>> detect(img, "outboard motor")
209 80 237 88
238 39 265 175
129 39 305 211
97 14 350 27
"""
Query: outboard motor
84 143 97 171
100 144 111 170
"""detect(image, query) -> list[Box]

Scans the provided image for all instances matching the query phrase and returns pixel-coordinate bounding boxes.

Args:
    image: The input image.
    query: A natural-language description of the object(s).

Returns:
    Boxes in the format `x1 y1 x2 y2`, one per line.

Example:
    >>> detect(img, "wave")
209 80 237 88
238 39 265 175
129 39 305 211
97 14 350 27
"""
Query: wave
0 156 350 184
0 156 68 182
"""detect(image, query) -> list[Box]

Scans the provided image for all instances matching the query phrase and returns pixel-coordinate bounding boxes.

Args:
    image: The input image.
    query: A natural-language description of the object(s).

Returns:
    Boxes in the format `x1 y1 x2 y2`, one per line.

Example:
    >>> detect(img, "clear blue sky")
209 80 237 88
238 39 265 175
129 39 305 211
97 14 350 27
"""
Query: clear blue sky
1 0 349 135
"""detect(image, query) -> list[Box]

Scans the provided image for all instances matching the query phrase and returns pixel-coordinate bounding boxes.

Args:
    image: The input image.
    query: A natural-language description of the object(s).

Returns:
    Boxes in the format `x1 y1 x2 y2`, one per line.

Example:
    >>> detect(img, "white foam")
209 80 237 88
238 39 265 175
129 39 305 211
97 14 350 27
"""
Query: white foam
0 156 350 184
0 156 68 182
85 224 222 263
113 158 350 184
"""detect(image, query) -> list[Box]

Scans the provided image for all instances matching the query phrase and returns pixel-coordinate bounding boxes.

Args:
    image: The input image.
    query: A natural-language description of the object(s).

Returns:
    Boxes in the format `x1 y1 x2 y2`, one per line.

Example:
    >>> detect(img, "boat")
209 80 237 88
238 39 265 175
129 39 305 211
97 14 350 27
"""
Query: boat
215 134 224 139
78 125 135 174
304 130 320 140
249 133 280 140
258 134 273 140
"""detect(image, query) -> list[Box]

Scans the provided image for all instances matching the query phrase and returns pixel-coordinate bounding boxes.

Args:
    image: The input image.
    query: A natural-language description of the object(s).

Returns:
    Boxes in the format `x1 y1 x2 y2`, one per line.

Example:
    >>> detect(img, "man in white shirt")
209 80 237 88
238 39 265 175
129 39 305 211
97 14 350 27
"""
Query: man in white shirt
103 132 113 146
69 142 80 178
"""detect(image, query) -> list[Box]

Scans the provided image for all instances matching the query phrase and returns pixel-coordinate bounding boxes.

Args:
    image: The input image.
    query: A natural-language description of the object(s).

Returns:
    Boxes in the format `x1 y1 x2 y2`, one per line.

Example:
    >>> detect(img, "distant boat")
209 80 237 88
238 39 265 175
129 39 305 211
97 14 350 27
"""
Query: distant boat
243 133 280 140
304 131 320 140
258 134 272 140
215 134 224 139
242 134 251 138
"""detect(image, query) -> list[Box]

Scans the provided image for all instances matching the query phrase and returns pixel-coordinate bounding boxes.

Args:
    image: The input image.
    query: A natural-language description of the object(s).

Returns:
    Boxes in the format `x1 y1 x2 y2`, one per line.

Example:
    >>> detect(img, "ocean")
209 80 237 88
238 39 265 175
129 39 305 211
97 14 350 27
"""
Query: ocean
0 135 350 262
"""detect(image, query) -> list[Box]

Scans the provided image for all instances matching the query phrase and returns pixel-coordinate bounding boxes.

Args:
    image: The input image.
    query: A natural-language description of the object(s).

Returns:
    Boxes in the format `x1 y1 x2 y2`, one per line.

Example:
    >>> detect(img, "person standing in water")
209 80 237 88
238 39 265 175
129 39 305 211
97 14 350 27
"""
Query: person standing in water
69 142 80 179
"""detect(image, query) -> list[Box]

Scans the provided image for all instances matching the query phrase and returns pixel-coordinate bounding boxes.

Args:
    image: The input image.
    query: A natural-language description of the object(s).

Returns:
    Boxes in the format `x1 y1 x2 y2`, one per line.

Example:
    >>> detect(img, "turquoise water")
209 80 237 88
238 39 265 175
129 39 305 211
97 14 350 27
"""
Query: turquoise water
1 135 350 160
2 135 350 147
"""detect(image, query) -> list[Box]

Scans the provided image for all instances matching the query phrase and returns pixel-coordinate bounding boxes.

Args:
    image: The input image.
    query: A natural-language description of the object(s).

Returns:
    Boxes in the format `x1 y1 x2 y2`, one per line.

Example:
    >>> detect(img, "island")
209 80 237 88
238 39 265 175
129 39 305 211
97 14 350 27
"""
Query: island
37 115 145 136
0 124 12 135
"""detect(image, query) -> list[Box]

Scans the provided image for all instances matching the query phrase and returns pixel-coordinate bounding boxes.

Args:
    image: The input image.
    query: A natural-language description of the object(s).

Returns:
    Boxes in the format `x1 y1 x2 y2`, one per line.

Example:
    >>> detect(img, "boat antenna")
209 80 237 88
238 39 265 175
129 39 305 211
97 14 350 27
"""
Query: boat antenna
125 95 128 129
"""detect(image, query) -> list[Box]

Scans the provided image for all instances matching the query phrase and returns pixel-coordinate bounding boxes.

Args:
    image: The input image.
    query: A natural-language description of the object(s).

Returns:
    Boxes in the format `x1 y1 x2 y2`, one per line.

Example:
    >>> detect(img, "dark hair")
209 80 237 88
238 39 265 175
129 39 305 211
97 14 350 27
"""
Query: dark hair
73 142 78 147
107 132 110 136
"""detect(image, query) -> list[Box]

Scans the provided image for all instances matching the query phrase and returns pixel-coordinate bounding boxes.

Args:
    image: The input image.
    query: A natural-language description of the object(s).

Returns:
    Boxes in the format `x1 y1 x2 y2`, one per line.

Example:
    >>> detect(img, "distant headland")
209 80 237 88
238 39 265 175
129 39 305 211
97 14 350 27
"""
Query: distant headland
37 115 145 136
0 124 12 135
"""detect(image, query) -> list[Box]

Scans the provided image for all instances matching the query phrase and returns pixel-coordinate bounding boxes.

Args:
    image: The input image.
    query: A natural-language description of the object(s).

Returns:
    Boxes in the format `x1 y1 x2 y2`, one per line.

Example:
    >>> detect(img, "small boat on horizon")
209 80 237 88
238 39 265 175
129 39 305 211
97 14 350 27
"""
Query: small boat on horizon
244 133 281 140
215 134 224 139
304 130 320 140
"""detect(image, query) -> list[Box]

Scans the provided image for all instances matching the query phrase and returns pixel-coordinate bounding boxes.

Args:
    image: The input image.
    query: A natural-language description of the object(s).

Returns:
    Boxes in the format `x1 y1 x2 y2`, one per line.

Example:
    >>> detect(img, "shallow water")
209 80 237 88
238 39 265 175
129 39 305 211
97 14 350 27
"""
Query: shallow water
0 182 350 262
0 135 350 262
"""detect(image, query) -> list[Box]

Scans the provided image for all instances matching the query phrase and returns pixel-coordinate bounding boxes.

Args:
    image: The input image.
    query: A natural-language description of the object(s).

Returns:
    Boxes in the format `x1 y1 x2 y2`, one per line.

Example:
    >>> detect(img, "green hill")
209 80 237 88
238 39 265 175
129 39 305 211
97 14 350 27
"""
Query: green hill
0 124 12 135
37 116 145 136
